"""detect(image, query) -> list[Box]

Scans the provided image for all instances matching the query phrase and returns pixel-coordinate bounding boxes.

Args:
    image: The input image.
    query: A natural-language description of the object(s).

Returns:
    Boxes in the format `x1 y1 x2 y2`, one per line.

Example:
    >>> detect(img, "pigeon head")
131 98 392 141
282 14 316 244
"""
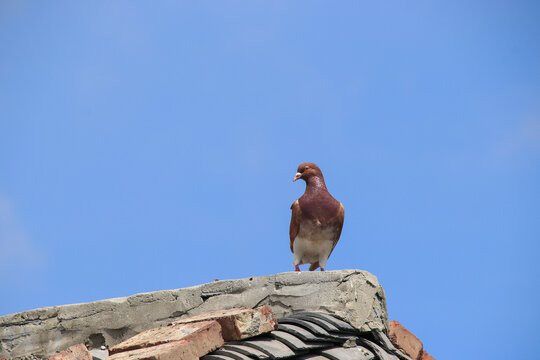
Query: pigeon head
293 162 324 183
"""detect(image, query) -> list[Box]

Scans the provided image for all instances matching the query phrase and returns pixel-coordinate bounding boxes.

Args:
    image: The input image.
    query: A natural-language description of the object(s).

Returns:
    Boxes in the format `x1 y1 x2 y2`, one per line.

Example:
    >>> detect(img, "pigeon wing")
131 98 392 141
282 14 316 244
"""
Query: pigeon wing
329 202 345 255
289 200 301 253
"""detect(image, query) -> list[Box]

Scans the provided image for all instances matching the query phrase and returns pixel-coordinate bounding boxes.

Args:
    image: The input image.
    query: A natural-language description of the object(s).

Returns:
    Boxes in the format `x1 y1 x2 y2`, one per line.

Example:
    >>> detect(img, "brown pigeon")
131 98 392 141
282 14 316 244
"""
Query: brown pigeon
290 162 344 271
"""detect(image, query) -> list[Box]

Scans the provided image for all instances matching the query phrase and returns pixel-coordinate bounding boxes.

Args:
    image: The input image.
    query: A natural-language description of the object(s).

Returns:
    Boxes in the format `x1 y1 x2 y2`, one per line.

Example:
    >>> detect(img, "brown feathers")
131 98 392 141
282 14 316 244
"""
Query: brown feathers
290 162 344 271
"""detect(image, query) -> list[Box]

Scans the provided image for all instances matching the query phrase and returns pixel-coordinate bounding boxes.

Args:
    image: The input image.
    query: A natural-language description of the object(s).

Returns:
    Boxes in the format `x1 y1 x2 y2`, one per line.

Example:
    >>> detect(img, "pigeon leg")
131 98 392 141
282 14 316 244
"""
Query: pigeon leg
320 267 325 271
295 265 300 272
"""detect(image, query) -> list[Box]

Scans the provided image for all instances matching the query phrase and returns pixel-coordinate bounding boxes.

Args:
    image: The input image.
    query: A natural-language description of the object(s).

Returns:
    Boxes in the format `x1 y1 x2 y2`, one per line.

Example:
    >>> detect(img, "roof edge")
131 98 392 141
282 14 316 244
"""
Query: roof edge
0 269 388 359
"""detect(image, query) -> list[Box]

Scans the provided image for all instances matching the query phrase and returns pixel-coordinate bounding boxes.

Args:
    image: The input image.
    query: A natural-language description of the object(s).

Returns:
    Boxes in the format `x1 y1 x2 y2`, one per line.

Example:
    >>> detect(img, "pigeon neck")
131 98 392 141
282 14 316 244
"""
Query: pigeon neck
306 176 327 191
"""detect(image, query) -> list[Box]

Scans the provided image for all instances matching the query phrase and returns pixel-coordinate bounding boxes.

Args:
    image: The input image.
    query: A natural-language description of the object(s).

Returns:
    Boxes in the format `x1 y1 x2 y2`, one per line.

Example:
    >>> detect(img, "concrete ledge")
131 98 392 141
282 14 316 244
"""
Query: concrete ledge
0 270 388 359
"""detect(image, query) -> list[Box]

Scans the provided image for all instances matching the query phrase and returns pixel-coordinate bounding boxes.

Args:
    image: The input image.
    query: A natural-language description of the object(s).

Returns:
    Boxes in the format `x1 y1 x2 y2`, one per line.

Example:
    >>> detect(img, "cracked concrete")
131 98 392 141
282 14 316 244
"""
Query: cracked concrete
0 269 388 359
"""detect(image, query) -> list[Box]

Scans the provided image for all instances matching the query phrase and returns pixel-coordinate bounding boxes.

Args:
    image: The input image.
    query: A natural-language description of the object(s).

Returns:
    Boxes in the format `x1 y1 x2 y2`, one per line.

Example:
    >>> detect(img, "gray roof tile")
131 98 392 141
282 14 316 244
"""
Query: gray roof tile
212 349 254 360
295 355 332 360
279 317 355 342
270 330 331 351
221 344 269 359
205 312 403 360
357 338 400 360
202 355 238 360
278 323 326 342
295 312 357 333
371 330 414 360
278 318 333 337
321 346 375 360
240 338 296 359
289 314 340 332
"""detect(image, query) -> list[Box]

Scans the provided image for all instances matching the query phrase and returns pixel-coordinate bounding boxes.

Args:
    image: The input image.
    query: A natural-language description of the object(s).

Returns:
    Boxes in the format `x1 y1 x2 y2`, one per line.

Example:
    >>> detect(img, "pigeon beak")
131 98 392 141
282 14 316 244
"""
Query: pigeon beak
293 173 302 182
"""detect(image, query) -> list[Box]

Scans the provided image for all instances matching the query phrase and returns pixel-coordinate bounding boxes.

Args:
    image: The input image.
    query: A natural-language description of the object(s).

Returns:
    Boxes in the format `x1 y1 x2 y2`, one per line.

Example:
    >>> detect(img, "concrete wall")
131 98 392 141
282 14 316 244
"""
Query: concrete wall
0 270 388 359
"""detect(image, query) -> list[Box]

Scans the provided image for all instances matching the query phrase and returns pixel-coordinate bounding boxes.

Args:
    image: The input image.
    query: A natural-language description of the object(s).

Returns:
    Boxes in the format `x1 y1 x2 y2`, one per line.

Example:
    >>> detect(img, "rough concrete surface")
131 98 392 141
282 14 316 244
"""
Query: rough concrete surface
0 269 388 359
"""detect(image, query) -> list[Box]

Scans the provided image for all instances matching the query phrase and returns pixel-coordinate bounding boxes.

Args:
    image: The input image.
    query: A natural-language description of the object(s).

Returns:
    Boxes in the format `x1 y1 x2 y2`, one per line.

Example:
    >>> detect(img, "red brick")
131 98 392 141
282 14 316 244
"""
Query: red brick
388 321 423 360
107 341 196 360
420 350 436 360
49 344 92 360
108 320 223 359
174 306 278 340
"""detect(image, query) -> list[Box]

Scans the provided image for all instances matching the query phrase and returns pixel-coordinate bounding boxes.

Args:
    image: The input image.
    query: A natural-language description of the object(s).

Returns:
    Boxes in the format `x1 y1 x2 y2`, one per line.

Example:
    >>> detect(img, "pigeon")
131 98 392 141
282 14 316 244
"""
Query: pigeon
290 162 344 271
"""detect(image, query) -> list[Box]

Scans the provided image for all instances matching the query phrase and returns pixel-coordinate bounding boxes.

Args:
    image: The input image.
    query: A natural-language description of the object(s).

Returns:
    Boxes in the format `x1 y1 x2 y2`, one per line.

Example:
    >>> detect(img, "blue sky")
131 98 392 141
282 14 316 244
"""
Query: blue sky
1 1 539 359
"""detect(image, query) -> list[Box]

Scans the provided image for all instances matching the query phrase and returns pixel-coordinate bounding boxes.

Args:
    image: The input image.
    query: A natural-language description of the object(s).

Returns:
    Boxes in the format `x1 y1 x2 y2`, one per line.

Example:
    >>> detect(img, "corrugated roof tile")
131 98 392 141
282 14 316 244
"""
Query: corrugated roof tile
278 318 333 338
212 349 255 360
289 314 340 333
357 338 400 360
295 355 332 360
205 312 405 360
277 323 326 343
220 344 269 359
269 330 330 351
238 338 296 359
321 346 375 360
372 329 414 360
203 354 238 360
294 312 357 333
